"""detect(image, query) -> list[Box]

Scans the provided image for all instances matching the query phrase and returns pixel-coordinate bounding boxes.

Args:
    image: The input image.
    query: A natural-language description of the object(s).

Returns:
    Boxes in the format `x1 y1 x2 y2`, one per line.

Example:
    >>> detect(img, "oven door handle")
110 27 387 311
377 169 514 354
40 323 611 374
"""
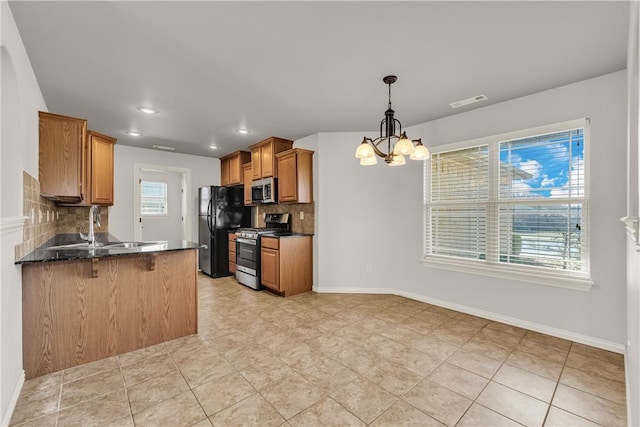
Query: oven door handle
236 237 257 245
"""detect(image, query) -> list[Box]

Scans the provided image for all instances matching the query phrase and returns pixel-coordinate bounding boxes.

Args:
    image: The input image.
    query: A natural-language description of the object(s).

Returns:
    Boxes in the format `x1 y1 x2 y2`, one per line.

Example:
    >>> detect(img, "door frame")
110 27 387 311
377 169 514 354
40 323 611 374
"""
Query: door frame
133 163 192 241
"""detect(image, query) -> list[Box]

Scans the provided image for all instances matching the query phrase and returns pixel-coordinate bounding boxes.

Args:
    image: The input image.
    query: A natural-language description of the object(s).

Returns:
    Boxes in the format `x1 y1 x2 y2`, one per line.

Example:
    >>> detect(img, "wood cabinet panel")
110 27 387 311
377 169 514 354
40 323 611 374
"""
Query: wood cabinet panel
275 148 314 204
38 112 87 203
261 237 279 250
279 237 313 296
88 131 116 205
277 152 298 202
261 142 274 177
220 151 250 186
229 155 241 184
249 137 293 179
39 112 117 206
22 250 197 378
229 232 237 275
243 163 253 206
260 236 312 297
260 247 280 291
251 148 262 180
221 158 230 186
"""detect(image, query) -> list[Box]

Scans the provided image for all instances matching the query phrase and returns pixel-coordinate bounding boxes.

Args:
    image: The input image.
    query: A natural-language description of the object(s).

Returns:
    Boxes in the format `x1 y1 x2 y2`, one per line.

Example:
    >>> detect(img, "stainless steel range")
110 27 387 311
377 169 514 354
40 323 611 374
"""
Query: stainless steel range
235 213 290 290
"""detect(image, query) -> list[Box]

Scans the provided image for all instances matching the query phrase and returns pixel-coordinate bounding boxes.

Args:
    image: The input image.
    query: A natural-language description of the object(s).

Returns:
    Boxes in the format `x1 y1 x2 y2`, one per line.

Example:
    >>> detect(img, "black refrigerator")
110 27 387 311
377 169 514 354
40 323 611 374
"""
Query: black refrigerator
198 186 250 278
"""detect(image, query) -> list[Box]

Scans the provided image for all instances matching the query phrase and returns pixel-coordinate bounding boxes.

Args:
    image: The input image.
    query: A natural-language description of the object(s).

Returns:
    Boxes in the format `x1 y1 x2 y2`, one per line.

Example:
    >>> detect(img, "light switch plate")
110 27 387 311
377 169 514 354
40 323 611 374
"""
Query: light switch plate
299 211 304 220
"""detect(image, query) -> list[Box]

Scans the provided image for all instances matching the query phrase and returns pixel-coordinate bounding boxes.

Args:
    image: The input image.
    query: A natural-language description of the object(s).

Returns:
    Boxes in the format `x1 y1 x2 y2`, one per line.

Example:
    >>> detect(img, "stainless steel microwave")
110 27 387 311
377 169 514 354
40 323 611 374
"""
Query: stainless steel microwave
251 177 277 204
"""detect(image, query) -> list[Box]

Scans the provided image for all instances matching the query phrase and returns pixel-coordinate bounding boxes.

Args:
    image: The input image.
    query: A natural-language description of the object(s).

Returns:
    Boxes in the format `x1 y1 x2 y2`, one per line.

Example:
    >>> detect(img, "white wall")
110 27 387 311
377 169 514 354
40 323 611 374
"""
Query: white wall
0 1 47 424
110 145 219 242
625 1 639 424
314 71 627 349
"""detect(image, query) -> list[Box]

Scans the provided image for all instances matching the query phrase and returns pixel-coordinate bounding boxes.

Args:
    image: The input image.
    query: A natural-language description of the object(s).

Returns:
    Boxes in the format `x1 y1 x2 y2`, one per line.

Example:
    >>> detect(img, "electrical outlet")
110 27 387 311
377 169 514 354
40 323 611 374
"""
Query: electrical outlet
56 211 59 220
299 211 304 220
38 210 43 223
366 263 373 273
46 210 50 222
31 208 35 224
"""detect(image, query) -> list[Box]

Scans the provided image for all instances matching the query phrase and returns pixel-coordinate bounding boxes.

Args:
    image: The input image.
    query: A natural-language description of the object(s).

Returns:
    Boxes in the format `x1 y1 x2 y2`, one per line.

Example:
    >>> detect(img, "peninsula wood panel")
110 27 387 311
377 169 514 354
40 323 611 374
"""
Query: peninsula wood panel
22 250 197 379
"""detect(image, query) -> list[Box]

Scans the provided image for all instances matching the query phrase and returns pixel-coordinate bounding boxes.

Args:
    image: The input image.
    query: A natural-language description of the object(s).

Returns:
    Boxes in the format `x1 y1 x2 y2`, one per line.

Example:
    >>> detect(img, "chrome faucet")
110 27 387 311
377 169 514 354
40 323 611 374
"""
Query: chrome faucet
80 205 101 246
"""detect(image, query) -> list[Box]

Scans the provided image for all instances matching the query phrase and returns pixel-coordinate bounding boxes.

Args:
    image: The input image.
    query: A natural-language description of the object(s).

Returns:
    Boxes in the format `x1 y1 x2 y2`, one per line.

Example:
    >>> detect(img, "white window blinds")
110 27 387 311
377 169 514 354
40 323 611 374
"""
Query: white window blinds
141 180 168 215
425 120 590 285
429 146 489 260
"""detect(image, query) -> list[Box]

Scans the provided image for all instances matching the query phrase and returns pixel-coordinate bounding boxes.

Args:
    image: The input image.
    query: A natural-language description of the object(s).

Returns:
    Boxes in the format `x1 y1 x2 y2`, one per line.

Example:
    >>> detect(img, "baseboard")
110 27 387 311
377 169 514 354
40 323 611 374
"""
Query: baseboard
316 285 625 354
1 370 24 427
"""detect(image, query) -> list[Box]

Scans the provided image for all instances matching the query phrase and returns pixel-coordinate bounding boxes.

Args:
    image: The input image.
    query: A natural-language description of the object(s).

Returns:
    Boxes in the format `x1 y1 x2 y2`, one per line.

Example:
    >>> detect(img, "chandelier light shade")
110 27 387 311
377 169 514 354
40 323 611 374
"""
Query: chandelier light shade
355 75 429 166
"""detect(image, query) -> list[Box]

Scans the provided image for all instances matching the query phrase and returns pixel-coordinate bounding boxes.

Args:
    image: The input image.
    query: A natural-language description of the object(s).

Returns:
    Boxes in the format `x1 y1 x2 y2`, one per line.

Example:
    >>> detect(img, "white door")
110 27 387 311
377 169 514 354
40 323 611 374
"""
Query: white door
139 169 184 241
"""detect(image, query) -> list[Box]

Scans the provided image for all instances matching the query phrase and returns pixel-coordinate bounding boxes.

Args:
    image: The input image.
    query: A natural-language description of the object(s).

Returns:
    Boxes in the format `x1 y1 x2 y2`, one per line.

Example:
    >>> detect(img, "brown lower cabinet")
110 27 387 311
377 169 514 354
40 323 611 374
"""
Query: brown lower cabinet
229 232 237 274
260 235 312 297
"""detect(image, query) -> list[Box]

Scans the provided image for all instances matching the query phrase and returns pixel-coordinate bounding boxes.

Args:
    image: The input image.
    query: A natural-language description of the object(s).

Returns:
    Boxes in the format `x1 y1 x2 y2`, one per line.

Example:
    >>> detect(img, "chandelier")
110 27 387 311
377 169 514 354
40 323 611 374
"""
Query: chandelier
355 75 430 166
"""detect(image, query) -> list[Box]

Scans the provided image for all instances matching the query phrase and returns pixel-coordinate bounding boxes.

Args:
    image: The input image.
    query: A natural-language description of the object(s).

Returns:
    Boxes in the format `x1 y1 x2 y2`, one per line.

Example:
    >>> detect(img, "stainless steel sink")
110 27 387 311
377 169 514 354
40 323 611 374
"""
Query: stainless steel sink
46 242 107 250
46 241 166 251
105 241 163 249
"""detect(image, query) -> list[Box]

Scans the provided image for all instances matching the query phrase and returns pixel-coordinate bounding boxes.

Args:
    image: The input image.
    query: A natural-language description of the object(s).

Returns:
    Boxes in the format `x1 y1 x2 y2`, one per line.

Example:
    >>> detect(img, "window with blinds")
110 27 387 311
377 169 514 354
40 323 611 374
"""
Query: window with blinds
424 119 590 287
140 180 168 215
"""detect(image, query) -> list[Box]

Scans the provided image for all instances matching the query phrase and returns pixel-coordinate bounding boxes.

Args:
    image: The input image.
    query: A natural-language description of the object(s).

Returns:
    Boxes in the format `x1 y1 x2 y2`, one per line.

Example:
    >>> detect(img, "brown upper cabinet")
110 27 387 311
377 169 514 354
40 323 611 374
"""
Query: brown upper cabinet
220 150 250 186
249 137 293 180
38 111 116 206
275 148 314 204
242 163 253 206
87 131 117 205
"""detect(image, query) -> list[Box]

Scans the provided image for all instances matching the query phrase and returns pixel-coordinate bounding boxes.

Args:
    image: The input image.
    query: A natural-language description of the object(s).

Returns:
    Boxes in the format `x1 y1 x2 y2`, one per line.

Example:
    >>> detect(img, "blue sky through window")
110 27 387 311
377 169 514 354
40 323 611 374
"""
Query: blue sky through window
499 129 584 199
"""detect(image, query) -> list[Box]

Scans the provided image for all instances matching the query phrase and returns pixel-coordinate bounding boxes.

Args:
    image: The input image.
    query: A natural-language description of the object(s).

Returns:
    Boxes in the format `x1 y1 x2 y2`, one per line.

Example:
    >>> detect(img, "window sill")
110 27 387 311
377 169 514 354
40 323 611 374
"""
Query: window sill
420 256 593 292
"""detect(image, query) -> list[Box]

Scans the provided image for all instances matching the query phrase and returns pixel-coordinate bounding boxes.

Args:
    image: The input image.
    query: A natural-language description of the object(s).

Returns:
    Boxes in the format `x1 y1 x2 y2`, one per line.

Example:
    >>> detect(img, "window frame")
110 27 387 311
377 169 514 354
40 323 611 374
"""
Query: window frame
422 118 593 291
140 179 169 217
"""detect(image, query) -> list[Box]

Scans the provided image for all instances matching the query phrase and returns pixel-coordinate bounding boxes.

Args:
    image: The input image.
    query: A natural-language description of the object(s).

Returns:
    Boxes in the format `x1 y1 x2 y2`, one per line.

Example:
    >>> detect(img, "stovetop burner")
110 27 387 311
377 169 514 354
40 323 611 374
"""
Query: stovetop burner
237 227 282 233
236 213 291 239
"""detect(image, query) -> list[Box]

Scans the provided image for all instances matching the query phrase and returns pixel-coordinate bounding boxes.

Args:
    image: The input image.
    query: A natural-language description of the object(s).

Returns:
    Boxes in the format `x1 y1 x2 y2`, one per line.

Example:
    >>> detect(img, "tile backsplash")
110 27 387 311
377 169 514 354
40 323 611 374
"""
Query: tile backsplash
15 172 109 260
257 203 315 234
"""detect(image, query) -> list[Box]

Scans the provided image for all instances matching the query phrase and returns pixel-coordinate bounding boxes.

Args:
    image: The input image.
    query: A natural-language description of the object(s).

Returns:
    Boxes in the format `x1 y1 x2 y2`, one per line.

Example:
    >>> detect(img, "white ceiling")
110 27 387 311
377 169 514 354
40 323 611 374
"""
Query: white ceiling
9 1 629 158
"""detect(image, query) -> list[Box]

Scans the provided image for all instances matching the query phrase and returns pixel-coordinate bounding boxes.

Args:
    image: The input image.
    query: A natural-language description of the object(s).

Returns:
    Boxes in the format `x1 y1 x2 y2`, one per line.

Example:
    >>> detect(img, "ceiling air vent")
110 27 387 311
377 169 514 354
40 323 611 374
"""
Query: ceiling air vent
450 94 488 109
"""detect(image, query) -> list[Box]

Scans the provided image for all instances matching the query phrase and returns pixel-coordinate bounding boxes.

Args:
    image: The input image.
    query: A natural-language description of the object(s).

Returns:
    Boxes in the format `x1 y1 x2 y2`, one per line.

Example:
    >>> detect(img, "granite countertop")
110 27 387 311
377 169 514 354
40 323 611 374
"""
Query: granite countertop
16 233 202 265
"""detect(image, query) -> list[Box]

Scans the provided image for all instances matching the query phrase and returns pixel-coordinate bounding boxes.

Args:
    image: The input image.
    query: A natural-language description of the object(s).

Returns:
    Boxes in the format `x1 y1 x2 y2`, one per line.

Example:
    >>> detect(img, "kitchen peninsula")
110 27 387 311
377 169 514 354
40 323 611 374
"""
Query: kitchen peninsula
16 234 200 379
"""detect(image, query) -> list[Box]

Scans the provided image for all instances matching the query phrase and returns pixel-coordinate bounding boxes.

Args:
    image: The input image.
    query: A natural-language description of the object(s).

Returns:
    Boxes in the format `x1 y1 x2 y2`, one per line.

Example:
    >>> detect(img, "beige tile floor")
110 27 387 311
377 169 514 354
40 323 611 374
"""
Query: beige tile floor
11 274 627 426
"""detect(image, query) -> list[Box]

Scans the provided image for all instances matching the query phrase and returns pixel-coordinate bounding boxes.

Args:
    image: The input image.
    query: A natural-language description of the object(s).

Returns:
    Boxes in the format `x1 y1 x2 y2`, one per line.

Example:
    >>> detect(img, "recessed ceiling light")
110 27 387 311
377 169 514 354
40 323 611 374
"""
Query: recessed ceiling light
235 129 251 135
152 144 175 151
126 131 143 136
209 145 218 150
450 94 488 109
137 106 158 114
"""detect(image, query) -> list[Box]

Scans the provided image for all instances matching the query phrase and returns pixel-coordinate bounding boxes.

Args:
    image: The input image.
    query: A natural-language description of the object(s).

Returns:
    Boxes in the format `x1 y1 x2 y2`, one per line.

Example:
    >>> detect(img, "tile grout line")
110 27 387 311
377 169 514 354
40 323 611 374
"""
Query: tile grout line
449 322 528 426
541 340 572 426
168 336 217 425
116 354 136 426
55 374 63 427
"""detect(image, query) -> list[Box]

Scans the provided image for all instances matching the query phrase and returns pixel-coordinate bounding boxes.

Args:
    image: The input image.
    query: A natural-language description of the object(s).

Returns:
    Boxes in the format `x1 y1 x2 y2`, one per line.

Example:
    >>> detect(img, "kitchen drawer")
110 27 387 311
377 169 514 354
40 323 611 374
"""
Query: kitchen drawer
229 233 237 242
261 237 279 250
229 241 236 253
229 261 236 274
